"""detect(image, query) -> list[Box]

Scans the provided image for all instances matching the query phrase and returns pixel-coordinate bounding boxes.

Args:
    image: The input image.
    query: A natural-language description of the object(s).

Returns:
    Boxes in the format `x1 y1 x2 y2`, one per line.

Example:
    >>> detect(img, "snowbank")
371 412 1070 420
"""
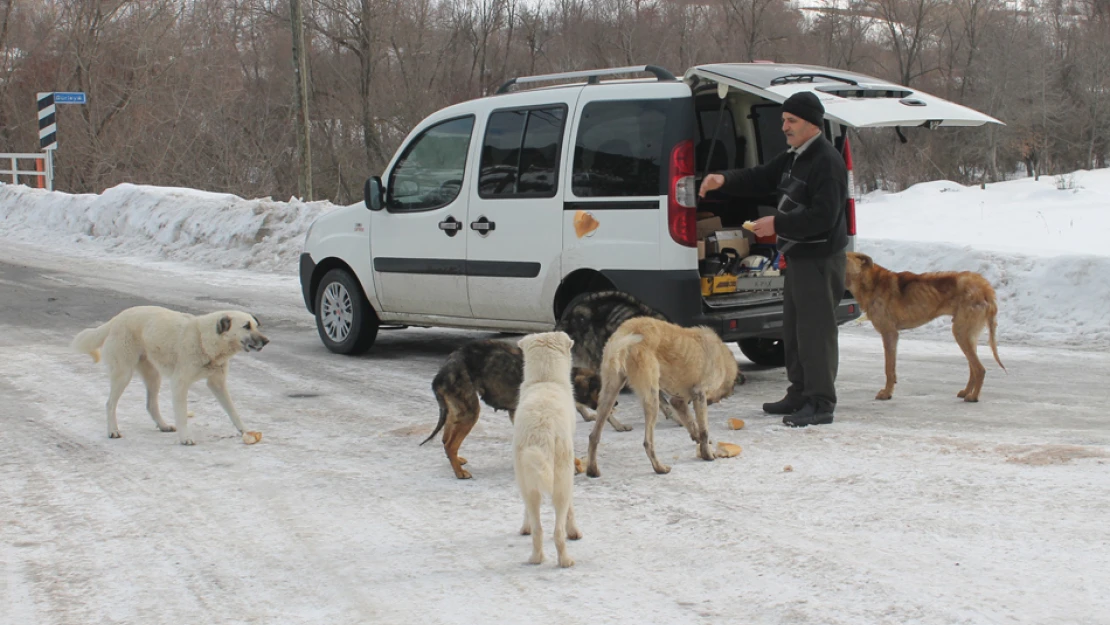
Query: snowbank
2 169 1109 347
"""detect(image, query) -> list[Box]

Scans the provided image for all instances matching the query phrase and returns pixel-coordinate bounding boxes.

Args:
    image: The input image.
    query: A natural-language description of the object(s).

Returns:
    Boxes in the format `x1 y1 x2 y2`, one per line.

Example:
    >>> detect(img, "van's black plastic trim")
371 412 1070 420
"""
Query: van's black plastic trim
467 260 541 278
693 298 862 341
599 269 703 326
563 201 659 211
299 253 316 314
374 257 540 278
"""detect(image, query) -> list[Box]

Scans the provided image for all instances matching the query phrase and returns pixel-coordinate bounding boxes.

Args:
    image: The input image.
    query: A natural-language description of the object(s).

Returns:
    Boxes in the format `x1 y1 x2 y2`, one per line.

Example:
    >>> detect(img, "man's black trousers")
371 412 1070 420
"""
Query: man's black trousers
781 251 847 410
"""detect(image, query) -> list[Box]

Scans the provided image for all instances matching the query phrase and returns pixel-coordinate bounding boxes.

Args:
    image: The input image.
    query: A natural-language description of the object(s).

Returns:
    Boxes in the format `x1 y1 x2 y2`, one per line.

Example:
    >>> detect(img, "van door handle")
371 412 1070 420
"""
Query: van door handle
470 216 496 233
438 216 462 237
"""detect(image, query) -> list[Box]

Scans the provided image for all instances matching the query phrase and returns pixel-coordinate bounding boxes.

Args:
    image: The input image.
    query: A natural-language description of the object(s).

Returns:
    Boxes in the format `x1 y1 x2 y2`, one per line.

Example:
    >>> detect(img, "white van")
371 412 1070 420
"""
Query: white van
299 63 1000 365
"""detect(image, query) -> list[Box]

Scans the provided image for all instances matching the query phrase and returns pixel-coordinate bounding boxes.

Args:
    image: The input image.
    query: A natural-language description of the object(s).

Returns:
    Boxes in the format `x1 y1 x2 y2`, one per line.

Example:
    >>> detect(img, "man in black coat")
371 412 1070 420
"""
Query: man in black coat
699 91 848 427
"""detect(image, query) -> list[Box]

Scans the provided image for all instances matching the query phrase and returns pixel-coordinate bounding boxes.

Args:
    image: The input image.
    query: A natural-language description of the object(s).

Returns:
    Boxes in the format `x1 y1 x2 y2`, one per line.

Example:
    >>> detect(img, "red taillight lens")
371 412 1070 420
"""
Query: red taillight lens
668 139 696 247
843 135 857 236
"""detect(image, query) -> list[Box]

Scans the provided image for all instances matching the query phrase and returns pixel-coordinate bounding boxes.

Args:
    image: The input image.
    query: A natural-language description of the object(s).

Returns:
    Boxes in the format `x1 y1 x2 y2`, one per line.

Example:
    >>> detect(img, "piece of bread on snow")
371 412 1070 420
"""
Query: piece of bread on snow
242 431 262 445
727 418 745 430
716 441 742 457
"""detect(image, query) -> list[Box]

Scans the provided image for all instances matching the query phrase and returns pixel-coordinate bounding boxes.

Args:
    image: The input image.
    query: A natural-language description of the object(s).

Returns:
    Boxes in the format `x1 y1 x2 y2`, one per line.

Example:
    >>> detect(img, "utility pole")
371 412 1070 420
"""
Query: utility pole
290 0 313 200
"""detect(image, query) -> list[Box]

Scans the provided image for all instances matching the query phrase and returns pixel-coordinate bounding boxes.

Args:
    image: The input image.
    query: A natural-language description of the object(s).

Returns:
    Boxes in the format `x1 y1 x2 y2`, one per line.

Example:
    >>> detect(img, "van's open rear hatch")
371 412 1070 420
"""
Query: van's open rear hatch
686 63 1003 129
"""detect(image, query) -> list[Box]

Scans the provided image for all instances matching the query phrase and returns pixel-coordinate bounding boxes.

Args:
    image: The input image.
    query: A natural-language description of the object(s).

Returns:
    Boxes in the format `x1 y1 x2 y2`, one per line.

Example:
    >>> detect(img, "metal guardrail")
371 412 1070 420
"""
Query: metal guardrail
0 152 52 191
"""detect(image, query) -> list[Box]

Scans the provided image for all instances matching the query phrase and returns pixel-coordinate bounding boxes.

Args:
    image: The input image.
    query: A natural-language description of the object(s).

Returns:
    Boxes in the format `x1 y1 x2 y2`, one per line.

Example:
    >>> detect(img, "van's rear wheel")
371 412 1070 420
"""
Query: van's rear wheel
737 338 785 367
315 269 379 355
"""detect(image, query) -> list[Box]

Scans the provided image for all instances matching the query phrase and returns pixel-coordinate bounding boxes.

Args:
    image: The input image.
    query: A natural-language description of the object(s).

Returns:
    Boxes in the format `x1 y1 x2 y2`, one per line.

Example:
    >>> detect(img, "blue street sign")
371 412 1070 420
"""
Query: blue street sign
53 92 86 104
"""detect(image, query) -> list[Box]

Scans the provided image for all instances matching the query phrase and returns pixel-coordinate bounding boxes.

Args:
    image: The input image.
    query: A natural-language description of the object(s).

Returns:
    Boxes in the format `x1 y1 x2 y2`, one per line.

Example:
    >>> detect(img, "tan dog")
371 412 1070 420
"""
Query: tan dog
513 332 581 568
72 306 269 445
586 317 739 477
845 252 1005 402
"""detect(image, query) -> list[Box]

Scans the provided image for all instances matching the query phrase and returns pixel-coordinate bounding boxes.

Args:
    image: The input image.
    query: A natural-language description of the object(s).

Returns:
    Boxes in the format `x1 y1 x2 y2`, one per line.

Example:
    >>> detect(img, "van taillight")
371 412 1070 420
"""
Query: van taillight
843 135 857 236
668 139 696 247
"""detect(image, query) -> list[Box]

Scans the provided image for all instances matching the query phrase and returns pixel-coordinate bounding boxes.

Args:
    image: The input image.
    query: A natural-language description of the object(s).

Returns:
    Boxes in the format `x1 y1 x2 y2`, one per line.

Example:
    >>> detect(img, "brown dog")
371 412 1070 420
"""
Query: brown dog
422 339 605 479
845 252 1005 402
586 317 739 477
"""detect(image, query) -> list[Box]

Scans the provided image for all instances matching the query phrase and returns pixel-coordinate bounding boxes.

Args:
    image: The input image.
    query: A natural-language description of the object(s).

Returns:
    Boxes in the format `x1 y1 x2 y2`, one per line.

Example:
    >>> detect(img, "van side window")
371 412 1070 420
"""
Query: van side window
572 100 668 197
751 104 788 165
479 106 566 199
387 116 474 212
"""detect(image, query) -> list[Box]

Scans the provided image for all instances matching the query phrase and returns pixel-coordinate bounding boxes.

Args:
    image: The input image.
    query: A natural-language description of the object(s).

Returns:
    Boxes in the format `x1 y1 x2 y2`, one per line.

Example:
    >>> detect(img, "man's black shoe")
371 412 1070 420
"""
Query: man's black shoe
783 402 834 427
762 396 806 415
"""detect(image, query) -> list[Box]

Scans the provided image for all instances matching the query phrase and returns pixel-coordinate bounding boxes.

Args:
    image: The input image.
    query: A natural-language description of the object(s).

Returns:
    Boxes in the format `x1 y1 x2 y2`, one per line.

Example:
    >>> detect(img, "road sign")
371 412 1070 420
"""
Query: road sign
53 92 87 104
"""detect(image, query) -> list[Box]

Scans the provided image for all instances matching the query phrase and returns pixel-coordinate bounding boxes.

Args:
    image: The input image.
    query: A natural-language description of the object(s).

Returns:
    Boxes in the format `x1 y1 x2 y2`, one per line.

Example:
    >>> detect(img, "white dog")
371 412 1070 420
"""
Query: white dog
513 331 581 568
71 306 269 445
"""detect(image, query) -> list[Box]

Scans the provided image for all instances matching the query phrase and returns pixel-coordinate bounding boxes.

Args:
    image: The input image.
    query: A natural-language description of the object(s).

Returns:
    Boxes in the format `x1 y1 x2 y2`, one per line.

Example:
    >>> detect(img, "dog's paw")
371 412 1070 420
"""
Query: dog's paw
586 465 601 478
179 438 196 446
611 421 633 432
876 390 893 400
241 431 262 445
108 431 122 439
653 463 672 475
527 552 544 565
520 525 532 536
566 527 582 541
558 555 575 568
957 389 968 398
962 396 979 403
158 425 177 432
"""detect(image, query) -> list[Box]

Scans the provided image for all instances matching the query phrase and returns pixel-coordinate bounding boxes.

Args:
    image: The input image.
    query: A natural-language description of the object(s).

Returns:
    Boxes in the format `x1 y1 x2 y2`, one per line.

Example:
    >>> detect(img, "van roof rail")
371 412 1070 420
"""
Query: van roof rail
495 65 676 94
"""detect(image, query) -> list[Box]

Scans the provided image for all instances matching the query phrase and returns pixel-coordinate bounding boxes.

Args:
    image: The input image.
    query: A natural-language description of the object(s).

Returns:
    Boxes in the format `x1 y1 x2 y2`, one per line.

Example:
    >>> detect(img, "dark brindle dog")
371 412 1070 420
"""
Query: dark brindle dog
423 339 612 479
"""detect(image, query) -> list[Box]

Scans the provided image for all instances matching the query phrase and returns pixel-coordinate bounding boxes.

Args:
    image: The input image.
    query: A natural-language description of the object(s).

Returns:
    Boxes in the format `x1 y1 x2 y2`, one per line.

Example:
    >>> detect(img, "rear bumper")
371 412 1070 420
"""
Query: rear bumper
602 268 862 341
299 253 316 314
692 297 862 341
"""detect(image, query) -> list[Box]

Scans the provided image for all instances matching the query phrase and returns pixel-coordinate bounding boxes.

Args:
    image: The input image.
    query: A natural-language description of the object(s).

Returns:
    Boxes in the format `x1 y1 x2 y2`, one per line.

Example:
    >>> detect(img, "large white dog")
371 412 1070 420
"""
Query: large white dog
513 331 581 568
71 306 269 445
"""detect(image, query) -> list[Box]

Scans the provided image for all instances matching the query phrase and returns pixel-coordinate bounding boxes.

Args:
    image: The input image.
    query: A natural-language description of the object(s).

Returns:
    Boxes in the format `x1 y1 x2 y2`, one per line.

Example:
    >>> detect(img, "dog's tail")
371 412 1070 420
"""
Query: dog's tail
421 381 451 446
71 322 112 364
517 446 554 496
987 301 1006 372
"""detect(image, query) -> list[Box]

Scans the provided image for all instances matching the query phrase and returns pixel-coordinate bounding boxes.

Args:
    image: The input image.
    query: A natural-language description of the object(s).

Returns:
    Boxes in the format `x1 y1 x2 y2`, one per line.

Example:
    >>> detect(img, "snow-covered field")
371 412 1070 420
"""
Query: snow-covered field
1 171 1108 624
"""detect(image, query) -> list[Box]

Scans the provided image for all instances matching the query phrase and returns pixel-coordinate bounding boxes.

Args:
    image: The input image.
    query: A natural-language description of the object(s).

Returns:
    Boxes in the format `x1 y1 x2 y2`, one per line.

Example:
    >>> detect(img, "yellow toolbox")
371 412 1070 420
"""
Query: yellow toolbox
700 274 738 296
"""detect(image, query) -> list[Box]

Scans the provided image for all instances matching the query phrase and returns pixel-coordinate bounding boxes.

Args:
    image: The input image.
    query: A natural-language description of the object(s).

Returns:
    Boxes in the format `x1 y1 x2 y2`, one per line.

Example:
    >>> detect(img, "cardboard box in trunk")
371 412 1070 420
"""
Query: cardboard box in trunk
708 229 751 258
696 216 723 240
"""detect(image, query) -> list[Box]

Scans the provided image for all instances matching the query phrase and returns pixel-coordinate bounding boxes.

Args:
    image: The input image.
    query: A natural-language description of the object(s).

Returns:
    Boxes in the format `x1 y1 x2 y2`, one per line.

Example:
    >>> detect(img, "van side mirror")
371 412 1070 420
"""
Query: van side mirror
364 176 384 211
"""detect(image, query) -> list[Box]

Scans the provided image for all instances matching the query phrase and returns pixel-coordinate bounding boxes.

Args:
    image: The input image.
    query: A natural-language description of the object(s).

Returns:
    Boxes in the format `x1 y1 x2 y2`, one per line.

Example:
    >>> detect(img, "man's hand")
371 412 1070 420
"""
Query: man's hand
699 173 725 198
751 215 775 238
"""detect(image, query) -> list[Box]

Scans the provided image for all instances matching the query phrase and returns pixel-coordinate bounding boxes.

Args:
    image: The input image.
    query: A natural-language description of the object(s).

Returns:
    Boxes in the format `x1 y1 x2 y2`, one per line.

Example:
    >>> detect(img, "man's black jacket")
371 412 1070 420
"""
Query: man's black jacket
718 134 848 259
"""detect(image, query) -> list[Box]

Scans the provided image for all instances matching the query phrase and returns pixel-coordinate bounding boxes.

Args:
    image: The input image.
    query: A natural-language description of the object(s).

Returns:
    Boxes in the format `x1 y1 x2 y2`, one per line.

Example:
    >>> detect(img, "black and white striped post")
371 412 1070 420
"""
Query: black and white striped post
36 92 56 191
37 92 57 151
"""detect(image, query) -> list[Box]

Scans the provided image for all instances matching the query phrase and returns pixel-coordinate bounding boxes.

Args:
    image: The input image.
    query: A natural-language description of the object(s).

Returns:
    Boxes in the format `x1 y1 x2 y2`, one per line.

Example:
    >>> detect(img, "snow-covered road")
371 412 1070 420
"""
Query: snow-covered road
1 242 1107 625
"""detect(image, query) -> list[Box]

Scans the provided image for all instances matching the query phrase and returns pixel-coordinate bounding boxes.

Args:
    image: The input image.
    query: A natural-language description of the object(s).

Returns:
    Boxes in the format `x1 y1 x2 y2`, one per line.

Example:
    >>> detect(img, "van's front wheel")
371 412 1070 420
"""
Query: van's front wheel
737 338 785 367
315 269 379 355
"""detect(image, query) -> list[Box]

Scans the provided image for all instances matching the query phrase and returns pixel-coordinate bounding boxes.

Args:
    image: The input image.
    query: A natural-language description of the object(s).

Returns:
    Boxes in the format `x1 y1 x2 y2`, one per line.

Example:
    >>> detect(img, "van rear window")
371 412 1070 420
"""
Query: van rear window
572 100 667 197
